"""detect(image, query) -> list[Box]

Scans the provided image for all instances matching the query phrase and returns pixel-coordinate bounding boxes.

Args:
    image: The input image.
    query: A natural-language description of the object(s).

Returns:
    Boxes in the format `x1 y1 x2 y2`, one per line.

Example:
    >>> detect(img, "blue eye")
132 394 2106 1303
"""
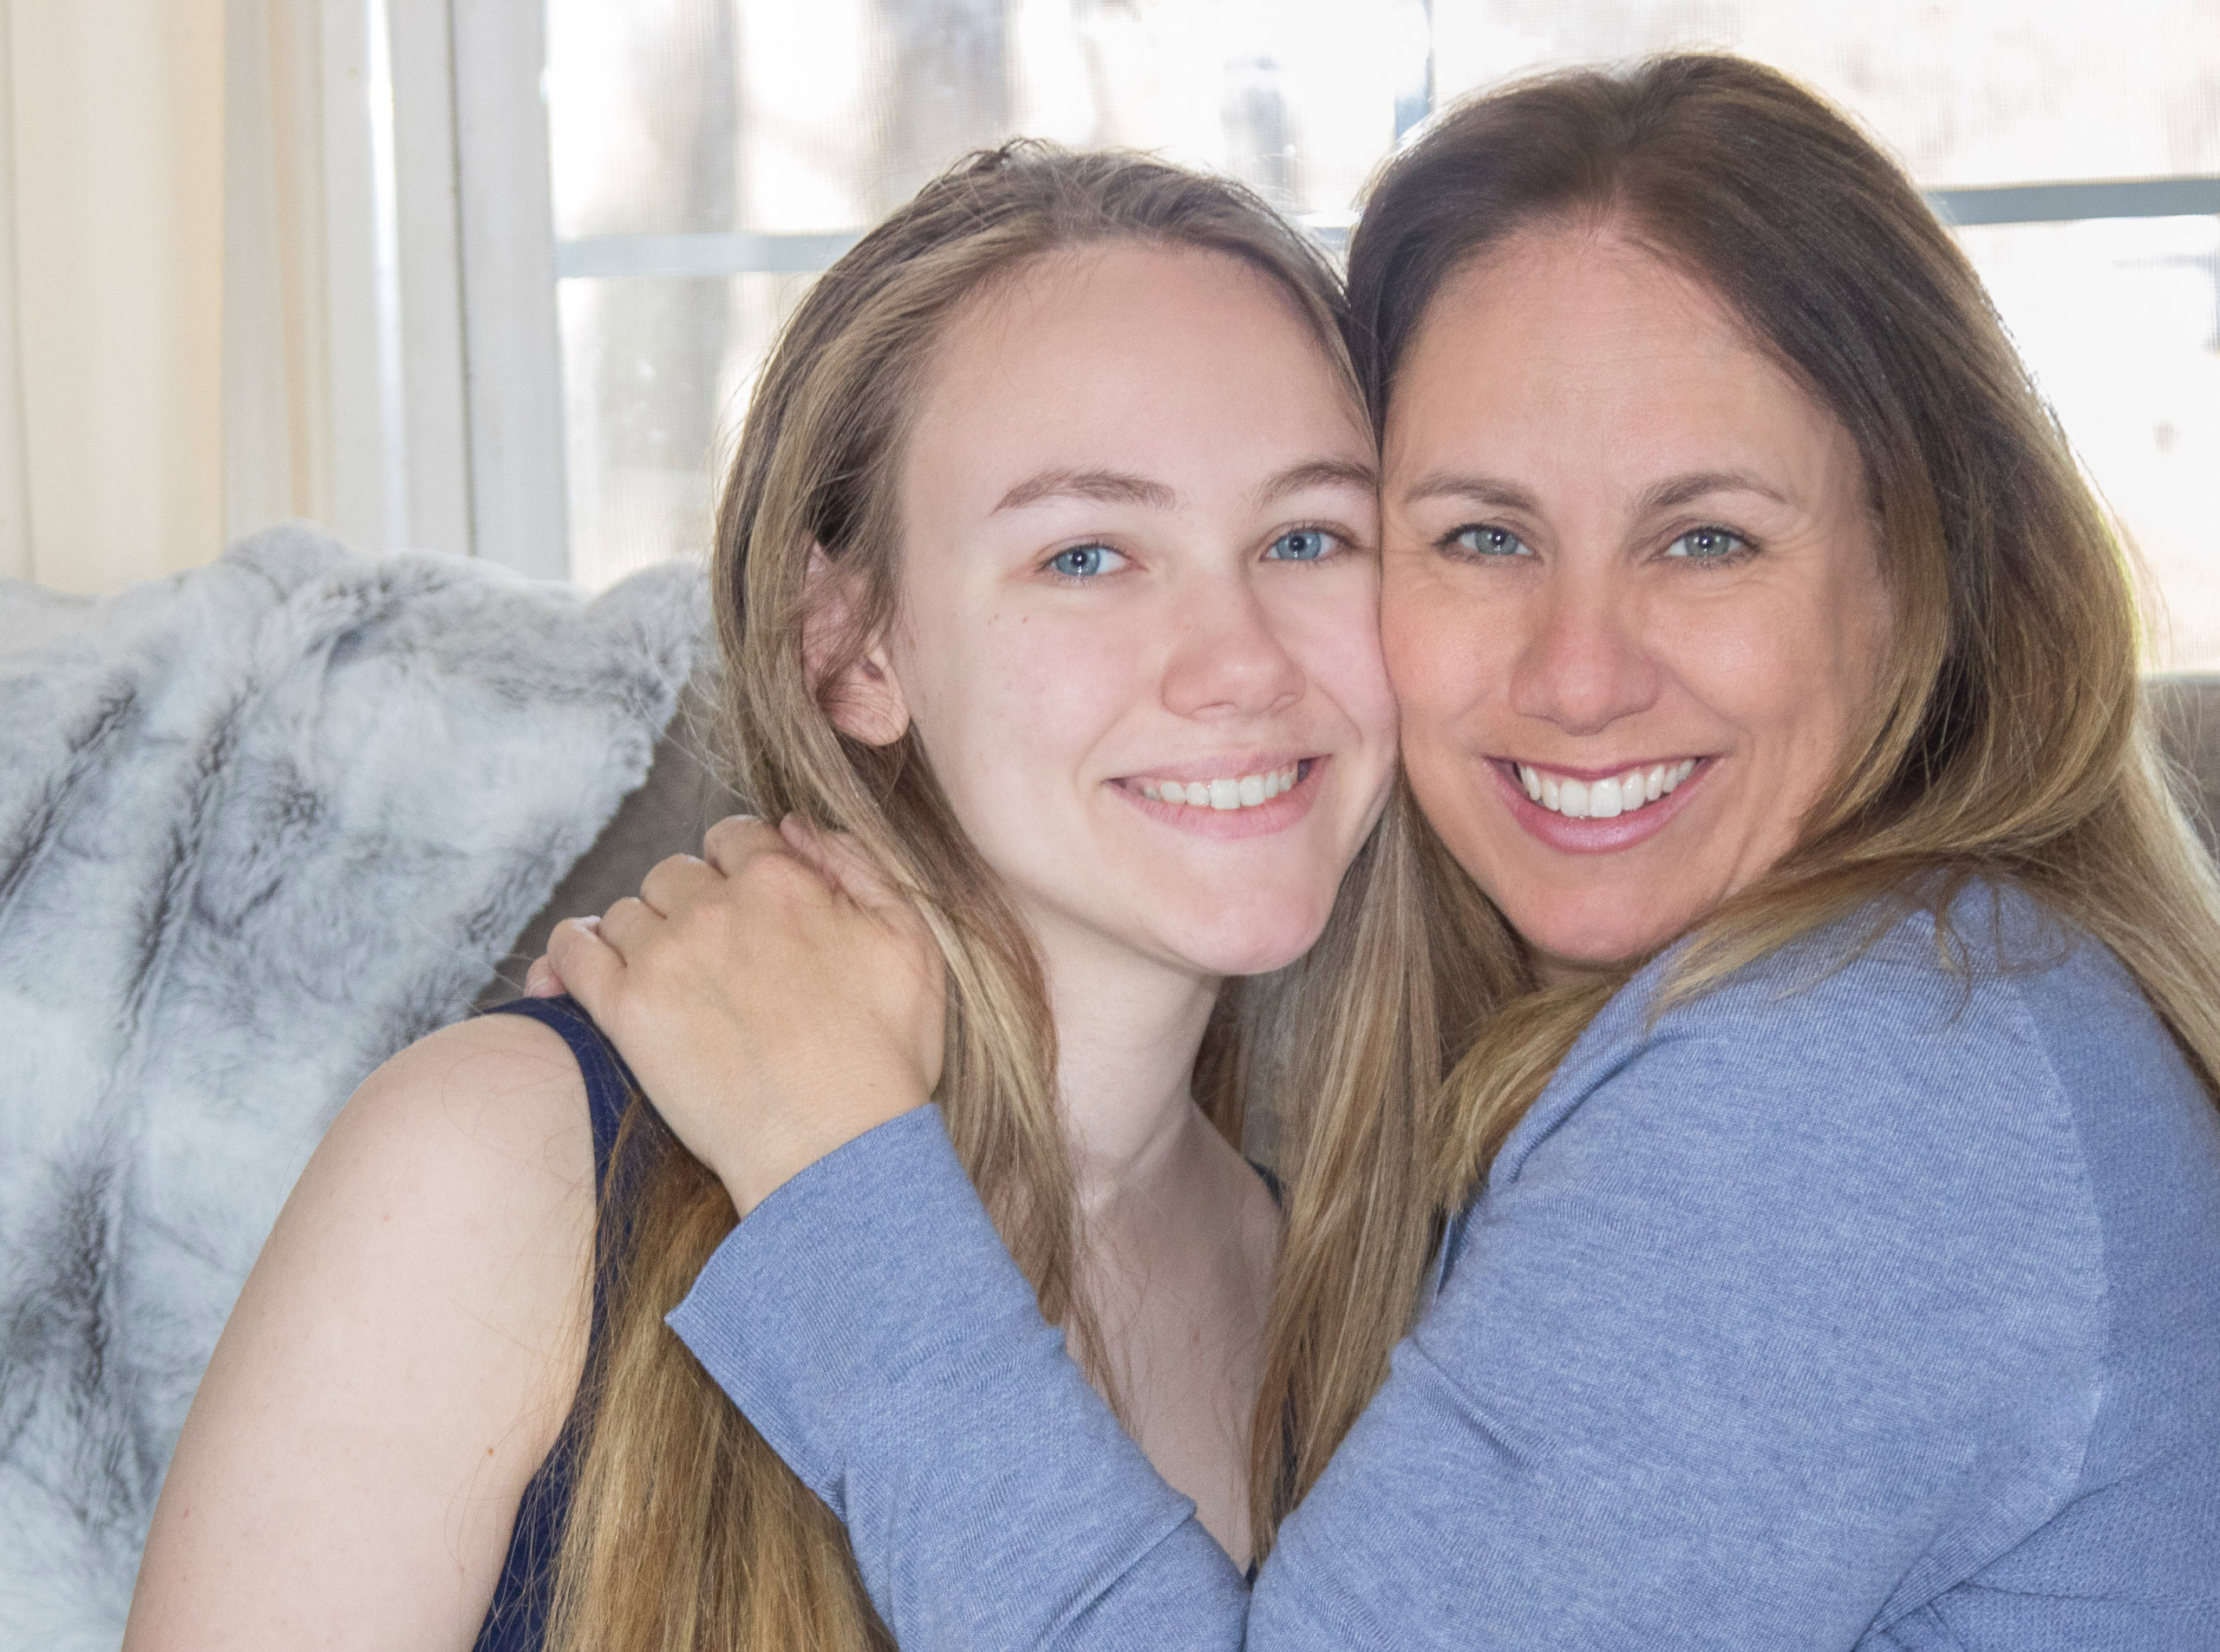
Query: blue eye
1665 526 1748 561
1264 527 1335 562
1047 544 1122 578
1448 525 1531 558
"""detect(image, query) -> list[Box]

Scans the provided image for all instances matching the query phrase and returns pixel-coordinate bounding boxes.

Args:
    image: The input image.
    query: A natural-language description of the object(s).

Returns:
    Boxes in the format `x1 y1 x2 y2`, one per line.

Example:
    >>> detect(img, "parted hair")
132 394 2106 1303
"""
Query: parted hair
539 141 1446 1648
1309 56 2220 1364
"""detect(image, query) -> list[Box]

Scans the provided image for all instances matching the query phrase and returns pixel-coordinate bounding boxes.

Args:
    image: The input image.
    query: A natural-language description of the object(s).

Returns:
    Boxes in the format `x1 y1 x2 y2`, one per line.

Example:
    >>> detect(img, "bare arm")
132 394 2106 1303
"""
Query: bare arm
123 1013 597 1652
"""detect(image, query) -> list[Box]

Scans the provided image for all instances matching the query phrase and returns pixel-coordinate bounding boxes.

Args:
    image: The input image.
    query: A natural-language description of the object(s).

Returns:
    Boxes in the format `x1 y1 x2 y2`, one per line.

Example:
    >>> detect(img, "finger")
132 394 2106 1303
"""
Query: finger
596 895 661 958
701 813 787 878
545 916 624 1020
780 816 913 923
523 954 564 997
638 852 719 917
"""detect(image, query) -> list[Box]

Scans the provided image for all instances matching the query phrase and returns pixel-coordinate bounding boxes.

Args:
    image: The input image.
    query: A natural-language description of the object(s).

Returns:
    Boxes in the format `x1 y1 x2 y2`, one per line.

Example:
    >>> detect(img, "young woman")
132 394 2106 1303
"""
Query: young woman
121 146 1442 1652
539 56 2220 1649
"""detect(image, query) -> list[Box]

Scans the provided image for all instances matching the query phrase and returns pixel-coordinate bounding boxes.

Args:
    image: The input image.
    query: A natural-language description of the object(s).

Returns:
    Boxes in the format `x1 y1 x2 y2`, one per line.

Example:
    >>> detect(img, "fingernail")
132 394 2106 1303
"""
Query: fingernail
526 976 562 997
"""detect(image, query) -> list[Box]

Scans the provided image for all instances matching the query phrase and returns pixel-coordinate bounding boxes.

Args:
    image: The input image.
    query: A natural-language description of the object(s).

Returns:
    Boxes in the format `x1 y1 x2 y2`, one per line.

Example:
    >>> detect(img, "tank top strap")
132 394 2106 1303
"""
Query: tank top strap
1245 1156 1286 1209
482 994 637 1192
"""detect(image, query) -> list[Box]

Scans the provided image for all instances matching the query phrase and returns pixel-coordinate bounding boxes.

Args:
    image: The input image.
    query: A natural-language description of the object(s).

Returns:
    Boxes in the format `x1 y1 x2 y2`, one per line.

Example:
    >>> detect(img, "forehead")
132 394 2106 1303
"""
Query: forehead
902 242 1368 518
1388 225 1850 489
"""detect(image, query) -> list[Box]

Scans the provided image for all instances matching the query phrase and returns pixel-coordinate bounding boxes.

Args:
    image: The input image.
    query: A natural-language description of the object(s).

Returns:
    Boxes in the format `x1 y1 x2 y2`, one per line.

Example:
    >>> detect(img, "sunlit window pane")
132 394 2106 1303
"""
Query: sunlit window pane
557 272 813 592
1955 216 2220 669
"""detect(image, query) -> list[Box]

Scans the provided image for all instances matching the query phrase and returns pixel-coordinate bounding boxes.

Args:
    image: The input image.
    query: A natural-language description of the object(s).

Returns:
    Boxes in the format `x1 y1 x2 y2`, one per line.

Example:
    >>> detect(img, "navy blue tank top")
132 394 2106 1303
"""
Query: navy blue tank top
471 995 637 1652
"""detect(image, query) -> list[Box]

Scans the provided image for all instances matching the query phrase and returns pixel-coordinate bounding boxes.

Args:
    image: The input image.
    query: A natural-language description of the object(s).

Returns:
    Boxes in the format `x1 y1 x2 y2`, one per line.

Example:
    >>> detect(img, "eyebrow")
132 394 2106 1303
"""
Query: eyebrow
993 467 1178 513
1255 456 1380 506
992 454 1380 518
1399 467 1790 514
1400 472 1540 512
1636 468 1791 513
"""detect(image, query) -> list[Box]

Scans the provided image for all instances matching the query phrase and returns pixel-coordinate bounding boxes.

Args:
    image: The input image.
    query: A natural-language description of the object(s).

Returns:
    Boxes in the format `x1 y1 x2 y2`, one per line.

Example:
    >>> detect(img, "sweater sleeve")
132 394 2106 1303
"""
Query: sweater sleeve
667 973 2105 1649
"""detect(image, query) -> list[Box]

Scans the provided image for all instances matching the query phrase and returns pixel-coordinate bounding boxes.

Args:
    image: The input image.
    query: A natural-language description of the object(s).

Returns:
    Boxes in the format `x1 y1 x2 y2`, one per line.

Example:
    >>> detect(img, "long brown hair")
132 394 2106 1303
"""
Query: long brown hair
543 142 1443 1647
1288 55 2220 1389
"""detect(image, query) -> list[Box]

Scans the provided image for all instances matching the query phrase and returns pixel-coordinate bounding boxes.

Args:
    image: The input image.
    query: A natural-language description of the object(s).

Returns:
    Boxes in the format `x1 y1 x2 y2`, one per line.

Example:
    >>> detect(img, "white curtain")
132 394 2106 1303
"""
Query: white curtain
0 3 28 585
224 0 336 550
0 0 342 597
0 1 227 594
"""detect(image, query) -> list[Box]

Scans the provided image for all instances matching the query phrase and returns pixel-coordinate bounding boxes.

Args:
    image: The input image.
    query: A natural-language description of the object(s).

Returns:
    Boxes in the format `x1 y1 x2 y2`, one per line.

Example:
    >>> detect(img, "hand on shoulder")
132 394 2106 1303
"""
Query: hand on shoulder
539 814 946 1215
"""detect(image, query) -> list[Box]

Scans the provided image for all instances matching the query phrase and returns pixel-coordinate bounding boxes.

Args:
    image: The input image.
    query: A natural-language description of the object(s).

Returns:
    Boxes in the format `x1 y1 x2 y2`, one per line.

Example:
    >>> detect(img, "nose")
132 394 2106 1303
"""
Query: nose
1509 563 1661 736
1159 573 1306 720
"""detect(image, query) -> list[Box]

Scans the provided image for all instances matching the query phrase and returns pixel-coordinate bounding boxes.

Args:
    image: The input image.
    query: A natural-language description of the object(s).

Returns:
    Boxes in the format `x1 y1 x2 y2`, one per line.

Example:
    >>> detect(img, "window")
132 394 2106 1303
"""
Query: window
441 3 2220 666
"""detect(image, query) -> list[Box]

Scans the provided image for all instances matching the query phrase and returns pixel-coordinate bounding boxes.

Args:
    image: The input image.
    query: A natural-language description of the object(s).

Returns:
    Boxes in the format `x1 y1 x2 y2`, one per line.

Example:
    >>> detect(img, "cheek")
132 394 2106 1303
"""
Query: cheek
1381 556 1495 747
1286 577 1399 747
1663 574 1877 782
1675 621 1803 727
907 607 1141 805
1376 574 1505 868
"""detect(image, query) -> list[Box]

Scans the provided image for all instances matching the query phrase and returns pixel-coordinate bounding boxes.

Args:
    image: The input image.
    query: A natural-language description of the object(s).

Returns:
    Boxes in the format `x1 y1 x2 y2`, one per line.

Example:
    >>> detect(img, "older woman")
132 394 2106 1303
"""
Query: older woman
539 56 2220 1650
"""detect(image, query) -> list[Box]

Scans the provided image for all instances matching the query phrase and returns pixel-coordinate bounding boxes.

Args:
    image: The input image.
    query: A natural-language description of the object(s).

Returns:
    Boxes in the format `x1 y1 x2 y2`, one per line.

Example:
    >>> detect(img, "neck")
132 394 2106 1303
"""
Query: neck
1528 939 1619 992
1030 916 1223 1220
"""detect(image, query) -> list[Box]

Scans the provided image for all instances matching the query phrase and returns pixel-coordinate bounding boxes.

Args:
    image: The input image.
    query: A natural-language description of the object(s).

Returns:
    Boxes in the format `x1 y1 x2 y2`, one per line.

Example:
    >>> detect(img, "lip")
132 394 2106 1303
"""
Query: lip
1112 755 1328 841
1492 754 1714 855
1117 750 1315 787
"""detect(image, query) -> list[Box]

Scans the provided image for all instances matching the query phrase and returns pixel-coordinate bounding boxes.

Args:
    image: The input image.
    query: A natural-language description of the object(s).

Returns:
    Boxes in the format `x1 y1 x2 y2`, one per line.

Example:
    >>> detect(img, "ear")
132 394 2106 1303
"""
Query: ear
803 546 911 748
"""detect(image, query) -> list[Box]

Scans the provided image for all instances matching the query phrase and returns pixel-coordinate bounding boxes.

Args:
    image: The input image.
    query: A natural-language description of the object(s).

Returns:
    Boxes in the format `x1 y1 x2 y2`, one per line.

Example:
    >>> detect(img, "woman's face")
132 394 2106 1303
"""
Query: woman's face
1381 225 1890 978
865 243 1396 981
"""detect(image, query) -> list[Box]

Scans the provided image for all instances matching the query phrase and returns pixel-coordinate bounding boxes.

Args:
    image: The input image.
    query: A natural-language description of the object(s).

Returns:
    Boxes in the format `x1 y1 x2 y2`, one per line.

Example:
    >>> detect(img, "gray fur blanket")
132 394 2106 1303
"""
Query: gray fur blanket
0 525 705 1649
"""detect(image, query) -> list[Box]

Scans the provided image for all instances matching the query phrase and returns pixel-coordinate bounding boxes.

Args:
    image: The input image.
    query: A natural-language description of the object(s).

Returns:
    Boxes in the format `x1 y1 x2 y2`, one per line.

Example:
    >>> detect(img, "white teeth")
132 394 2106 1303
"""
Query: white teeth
1521 758 1699 819
1138 762 1301 813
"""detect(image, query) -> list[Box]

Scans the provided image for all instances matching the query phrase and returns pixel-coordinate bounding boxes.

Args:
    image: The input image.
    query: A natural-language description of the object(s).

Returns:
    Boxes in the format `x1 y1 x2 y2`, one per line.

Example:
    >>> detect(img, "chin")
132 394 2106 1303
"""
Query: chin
1180 895 1338 979
1503 891 1687 976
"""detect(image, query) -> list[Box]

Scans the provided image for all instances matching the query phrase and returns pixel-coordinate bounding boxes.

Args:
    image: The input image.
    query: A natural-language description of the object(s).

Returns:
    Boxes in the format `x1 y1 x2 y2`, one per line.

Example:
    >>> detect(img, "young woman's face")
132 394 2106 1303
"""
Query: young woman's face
1381 225 1890 978
878 243 1396 980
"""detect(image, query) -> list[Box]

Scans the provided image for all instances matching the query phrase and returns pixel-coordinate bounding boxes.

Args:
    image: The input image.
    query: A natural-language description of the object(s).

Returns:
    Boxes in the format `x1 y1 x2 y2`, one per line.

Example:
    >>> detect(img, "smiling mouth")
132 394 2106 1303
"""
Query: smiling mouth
1510 758 1701 820
1130 760 1312 813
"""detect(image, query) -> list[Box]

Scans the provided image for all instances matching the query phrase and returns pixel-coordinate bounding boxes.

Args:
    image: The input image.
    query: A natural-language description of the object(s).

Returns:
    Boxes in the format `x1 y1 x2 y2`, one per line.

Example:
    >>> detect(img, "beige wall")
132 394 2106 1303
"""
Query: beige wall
3 0 227 594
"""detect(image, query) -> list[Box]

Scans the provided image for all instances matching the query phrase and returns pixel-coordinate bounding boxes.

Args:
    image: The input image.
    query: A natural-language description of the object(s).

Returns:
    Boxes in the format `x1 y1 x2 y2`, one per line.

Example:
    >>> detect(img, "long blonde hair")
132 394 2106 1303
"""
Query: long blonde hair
1326 55 2220 1266
543 143 1444 1648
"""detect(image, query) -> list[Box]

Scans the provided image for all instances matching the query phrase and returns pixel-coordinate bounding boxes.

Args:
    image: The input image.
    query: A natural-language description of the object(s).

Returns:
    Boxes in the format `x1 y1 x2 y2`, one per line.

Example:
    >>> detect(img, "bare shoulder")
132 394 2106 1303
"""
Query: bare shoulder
323 1009 597 1217
124 1012 601 1652
231 1005 605 1463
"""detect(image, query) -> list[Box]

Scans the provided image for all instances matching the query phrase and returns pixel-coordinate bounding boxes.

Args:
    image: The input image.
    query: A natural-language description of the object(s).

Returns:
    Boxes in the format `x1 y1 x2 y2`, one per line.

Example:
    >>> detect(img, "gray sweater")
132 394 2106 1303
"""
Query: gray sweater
668 885 2220 1649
